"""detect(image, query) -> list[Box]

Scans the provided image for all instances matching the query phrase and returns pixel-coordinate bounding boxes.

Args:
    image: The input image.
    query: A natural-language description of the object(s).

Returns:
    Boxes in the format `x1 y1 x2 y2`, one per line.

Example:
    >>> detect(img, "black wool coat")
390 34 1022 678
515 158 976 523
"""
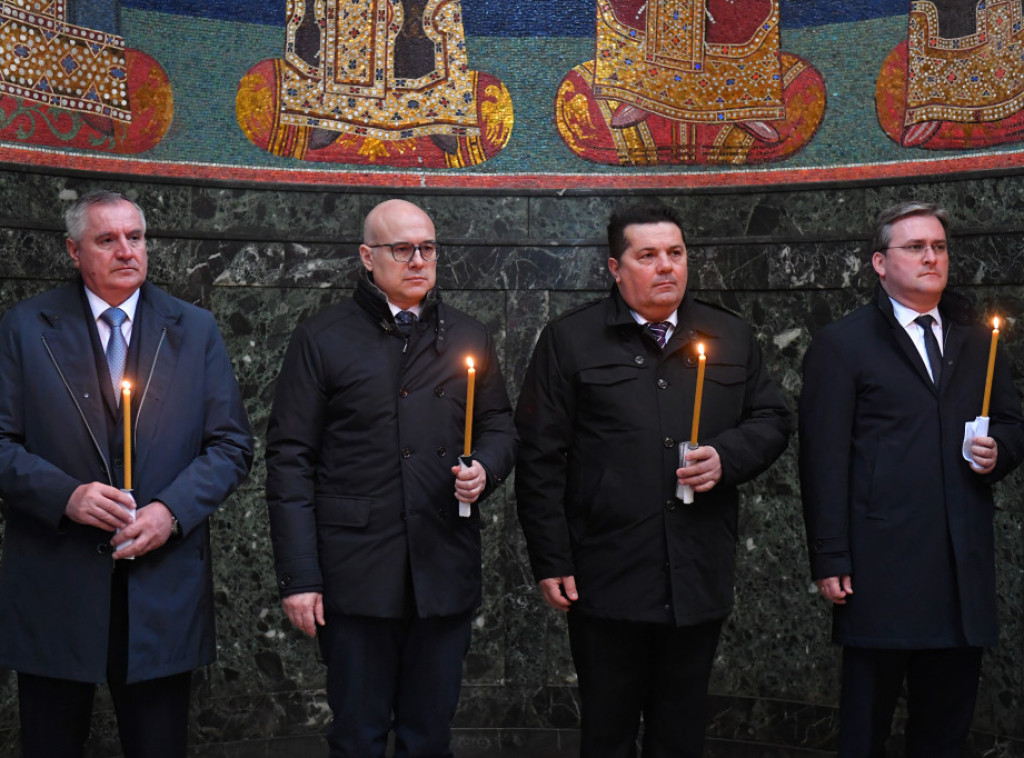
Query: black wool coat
265 276 518 618
515 288 791 626
799 287 1024 648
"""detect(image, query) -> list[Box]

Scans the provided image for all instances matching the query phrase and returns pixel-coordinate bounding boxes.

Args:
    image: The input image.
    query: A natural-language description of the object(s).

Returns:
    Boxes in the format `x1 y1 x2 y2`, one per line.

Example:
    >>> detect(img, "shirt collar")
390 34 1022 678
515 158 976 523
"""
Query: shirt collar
84 286 141 324
889 296 941 331
627 309 678 328
387 301 422 319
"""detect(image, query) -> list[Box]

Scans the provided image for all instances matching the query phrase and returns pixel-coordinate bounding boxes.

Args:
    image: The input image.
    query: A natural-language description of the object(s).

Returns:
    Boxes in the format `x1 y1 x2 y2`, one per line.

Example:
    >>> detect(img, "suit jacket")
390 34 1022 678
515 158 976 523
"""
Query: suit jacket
265 275 517 618
0 280 253 683
515 288 791 626
799 287 1024 648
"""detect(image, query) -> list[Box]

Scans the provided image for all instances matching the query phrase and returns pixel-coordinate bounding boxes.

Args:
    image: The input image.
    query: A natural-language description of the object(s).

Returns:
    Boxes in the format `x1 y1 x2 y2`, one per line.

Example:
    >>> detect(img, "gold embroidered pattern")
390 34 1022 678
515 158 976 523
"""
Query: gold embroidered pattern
0 0 131 122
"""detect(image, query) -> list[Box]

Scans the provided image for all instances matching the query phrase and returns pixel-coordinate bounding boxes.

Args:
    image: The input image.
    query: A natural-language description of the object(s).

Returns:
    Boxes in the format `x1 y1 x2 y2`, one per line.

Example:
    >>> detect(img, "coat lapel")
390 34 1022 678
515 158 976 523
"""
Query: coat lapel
875 289 938 394
38 288 111 474
133 283 183 478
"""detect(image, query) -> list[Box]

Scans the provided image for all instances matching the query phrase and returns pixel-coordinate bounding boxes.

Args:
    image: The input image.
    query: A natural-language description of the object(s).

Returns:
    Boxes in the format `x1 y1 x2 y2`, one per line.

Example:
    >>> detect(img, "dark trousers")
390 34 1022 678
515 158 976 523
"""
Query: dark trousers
838 646 984 758
18 560 192 758
317 612 473 758
567 612 724 758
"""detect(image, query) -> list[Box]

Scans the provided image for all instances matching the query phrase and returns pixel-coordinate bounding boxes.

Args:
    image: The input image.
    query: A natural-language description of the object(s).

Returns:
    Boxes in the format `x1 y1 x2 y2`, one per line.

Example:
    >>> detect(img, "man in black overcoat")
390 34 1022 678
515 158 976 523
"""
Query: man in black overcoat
516 204 791 757
799 201 1024 757
265 199 517 757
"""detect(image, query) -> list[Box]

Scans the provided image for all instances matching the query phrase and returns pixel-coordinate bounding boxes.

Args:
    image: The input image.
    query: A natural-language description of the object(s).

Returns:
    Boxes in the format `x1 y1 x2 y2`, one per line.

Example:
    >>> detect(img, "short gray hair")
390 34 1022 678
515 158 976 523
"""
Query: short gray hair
65 190 147 242
871 201 948 254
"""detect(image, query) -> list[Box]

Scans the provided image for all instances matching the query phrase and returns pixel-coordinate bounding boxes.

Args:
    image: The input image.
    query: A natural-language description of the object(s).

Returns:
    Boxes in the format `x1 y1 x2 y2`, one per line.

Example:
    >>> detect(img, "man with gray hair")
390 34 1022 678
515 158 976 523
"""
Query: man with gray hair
799 201 1024 756
0 189 253 756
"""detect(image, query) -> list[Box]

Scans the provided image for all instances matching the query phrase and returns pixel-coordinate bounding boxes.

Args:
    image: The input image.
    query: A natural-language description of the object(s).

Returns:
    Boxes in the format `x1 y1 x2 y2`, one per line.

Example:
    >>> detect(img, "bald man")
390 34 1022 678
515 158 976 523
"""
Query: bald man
265 199 517 757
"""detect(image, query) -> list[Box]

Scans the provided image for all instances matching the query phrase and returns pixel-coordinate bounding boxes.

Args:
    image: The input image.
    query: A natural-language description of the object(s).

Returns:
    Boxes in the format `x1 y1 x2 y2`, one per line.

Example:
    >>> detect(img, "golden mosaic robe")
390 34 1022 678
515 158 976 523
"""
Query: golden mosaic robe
905 0 1024 126
0 0 131 122
592 0 785 124
279 0 480 140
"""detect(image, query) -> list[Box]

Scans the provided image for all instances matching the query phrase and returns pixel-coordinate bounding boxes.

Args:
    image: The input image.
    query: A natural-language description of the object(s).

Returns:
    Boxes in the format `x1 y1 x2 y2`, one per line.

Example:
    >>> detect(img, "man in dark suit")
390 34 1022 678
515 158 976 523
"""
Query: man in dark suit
265 199 517 757
0 189 254 757
515 204 791 758
799 201 1024 757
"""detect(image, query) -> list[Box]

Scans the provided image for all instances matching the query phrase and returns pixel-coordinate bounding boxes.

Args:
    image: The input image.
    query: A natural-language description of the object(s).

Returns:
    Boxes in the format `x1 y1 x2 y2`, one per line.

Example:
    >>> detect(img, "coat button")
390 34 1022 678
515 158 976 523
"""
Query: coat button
436 447 447 457
634 355 645 366
663 437 675 448
666 499 677 511
402 448 412 459
97 543 112 555
279 576 292 587
399 388 409 398
685 355 697 367
657 378 669 389
434 386 445 397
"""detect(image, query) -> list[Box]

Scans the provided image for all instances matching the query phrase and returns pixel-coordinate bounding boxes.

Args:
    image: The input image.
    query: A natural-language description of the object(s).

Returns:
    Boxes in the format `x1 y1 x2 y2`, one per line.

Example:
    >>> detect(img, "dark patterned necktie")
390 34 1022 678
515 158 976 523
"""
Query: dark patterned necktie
648 321 672 349
395 310 417 334
101 307 128 395
914 315 942 384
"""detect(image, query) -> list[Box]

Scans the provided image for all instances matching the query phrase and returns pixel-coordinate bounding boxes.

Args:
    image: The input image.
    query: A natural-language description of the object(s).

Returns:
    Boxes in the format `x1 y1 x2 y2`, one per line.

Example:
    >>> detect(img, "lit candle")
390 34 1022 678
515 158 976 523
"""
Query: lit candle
690 343 706 445
122 381 132 491
981 317 1000 417
464 357 476 456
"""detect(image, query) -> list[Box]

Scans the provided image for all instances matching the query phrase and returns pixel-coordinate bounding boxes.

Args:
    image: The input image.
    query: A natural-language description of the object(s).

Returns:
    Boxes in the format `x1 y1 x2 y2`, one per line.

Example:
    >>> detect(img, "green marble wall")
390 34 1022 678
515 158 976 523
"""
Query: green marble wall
0 169 1022 756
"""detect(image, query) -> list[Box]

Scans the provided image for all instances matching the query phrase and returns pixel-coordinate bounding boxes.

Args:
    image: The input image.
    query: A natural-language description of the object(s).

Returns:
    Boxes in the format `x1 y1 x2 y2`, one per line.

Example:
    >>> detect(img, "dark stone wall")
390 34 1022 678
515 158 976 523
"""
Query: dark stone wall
0 168 1022 756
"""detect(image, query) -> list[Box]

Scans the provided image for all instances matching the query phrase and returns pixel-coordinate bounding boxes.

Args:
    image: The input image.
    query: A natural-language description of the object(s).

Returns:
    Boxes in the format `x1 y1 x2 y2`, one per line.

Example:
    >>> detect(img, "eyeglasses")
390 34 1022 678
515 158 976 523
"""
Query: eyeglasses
885 242 948 254
367 241 440 262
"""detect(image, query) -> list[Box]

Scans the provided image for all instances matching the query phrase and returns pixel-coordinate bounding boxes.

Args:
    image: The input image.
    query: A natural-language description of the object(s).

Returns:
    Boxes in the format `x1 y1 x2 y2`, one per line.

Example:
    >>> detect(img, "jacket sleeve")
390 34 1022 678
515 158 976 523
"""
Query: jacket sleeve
514 323 576 583
0 309 82 527
264 323 328 598
468 330 518 500
703 327 792 488
798 327 855 581
149 312 254 534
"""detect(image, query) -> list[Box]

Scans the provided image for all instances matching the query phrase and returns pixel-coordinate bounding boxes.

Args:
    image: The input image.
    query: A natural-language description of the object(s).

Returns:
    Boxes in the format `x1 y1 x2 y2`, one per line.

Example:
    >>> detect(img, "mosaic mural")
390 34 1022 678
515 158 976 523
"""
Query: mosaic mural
1 0 1024 186
0 0 172 153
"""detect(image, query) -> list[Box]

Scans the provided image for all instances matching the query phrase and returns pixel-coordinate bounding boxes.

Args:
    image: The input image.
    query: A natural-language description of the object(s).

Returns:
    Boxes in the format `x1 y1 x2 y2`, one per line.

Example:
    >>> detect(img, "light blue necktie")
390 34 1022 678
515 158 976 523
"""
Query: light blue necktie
101 307 128 396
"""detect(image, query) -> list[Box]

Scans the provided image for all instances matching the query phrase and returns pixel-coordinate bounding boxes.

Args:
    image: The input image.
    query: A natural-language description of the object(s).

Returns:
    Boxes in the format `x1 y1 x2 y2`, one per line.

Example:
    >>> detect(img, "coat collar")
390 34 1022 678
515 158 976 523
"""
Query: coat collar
605 285 721 353
38 280 185 478
873 284 972 394
354 273 449 353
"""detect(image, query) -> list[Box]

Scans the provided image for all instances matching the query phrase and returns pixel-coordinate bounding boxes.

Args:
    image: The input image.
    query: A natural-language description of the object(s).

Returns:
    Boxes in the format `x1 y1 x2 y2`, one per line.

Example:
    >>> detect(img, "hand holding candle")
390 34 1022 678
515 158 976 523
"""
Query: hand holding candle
678 343 707 504
981 317 1000 418
690 343 706 445
122 380 132 491
459 357 476 517
463 357 476 456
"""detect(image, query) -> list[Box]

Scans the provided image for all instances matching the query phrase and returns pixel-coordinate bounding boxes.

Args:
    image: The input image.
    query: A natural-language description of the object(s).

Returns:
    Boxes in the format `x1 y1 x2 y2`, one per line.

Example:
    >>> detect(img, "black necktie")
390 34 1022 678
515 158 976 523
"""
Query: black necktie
915 315 942 384
647 321 671 349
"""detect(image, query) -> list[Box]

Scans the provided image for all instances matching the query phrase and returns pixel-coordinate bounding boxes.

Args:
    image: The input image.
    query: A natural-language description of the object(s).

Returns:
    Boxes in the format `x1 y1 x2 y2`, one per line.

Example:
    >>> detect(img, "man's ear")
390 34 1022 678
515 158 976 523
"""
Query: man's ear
871 251 885 278
608 256 620 283
67 238 80 268
359 244 374 272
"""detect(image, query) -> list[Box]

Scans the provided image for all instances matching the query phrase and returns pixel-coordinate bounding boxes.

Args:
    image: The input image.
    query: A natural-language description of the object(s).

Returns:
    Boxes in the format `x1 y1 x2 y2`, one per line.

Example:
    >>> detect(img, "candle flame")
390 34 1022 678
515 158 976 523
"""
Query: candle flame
122 380 131 392
994 317 1000 331
697 342 705 357
466 357 475 370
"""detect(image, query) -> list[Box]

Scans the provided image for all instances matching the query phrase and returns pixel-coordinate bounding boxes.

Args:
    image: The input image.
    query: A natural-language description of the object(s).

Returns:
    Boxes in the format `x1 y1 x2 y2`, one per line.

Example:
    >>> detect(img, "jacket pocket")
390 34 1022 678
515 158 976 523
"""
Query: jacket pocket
315 495 372 528
705 364 746 387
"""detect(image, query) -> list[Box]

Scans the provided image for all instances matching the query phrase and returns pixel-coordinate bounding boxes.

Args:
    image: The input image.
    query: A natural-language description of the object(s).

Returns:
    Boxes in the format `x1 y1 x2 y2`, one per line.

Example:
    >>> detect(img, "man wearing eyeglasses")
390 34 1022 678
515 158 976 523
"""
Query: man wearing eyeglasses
799 201 1024 757
264 199 517 757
